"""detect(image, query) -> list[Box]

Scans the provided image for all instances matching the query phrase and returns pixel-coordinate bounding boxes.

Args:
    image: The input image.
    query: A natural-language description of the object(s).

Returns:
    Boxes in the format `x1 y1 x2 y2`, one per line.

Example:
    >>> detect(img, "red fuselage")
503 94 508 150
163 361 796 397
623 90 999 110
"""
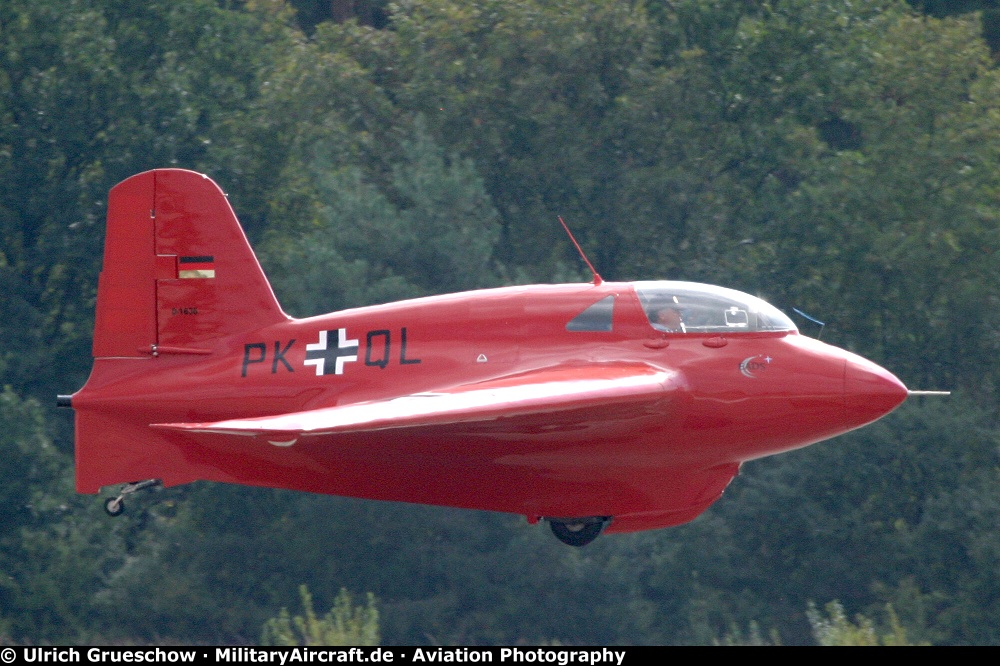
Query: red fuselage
73 281 907 535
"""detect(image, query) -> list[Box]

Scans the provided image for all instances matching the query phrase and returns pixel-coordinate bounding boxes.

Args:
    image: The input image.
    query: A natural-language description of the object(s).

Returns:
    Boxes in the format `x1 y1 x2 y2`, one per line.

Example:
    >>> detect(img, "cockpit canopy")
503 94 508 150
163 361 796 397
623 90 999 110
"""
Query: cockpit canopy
634 281 797 334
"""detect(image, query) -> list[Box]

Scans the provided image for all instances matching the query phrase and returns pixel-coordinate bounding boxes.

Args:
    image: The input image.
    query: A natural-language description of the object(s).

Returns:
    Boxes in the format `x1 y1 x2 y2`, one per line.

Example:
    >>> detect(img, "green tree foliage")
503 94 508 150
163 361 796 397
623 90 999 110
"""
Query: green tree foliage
0 387 62 638
807 601 923 646
260 116 501 316
384 0 657 278
0 387 130 642
261 585 380 646
205 6 398 244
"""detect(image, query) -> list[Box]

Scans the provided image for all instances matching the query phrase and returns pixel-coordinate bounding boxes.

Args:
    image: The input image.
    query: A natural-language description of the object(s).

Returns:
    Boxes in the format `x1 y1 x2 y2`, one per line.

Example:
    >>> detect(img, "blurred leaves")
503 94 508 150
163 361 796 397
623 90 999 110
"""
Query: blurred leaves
261 586 380 646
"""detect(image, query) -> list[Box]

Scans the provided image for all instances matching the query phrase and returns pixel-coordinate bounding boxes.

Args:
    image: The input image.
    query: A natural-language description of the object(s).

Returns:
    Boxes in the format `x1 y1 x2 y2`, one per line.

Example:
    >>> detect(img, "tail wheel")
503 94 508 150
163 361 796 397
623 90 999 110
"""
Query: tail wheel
548 517 610 547
104 497 125 517
102 479 161 518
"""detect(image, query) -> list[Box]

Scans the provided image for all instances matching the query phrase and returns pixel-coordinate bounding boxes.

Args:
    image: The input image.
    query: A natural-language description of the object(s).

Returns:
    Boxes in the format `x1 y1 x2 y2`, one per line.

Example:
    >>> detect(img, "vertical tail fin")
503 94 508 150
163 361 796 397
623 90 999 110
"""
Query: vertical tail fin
93 168 287 357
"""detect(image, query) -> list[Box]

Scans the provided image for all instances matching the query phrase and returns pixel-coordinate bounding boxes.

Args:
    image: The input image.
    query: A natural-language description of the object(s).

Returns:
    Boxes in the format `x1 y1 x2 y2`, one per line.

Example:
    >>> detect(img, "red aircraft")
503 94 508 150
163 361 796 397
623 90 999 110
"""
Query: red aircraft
60 168 920 546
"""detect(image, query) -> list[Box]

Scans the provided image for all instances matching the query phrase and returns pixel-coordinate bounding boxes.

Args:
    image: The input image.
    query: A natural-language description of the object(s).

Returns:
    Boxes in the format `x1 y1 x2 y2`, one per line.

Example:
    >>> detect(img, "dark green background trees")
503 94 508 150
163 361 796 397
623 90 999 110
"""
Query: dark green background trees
1 0 997 645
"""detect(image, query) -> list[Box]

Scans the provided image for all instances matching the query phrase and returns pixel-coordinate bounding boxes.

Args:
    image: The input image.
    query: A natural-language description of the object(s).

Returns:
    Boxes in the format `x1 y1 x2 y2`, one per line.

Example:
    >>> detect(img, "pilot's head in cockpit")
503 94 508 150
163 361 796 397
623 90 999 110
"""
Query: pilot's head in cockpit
654 306 684 332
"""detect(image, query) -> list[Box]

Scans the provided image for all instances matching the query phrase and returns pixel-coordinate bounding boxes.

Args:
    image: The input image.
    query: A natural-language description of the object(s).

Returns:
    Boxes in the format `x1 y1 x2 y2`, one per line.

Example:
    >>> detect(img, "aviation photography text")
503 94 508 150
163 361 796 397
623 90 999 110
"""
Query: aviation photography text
9 648 629 666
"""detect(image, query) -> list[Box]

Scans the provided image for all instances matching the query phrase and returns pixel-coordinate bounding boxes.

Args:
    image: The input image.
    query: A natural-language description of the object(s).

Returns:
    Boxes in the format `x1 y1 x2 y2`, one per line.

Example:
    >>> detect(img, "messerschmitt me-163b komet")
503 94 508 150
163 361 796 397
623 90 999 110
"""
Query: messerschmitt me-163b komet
59 169 940 546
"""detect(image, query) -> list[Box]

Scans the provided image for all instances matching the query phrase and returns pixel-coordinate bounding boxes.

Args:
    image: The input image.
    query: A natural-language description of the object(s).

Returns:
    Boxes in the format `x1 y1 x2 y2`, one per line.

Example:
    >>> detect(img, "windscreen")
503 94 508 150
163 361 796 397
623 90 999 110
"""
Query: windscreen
634 281 797 334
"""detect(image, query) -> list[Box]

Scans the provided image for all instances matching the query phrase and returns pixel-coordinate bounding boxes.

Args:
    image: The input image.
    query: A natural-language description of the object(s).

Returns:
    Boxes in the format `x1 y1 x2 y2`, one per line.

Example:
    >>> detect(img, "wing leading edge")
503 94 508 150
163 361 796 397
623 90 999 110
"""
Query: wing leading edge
153 362 681 441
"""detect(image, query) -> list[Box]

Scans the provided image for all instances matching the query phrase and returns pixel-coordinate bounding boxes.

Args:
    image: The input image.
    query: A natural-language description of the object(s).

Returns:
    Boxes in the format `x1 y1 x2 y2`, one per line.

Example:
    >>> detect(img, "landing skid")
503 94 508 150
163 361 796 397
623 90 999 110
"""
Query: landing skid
547 516 611 547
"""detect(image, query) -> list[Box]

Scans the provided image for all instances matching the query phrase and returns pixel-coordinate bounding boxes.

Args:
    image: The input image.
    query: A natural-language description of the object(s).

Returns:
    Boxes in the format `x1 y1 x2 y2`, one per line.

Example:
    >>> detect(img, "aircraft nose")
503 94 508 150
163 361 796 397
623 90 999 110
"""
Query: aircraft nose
843 356 908 428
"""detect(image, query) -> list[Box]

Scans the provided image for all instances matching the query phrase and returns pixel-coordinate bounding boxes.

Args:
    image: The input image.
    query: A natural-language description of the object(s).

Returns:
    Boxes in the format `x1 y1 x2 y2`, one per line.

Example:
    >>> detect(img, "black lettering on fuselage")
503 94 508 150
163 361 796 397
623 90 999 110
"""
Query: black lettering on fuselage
366 330 391 369
242 342 267 377
272 339 295 373
242 327 420 376
400 327 421 365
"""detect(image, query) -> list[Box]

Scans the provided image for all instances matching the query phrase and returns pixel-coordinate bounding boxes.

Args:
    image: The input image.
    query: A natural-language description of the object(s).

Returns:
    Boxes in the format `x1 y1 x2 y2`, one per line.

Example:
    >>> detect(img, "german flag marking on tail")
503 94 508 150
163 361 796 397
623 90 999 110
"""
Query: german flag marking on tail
179 256 215 279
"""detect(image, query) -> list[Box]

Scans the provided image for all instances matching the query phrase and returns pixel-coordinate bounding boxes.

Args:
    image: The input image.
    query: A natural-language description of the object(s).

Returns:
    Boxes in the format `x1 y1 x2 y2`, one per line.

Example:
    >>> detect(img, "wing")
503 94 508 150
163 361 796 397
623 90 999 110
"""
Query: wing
152 362 681 440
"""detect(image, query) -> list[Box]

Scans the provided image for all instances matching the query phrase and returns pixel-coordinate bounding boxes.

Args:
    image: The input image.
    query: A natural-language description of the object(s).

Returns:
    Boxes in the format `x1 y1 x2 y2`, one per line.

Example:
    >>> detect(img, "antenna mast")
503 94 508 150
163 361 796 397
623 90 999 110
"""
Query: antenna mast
558 216 603 285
